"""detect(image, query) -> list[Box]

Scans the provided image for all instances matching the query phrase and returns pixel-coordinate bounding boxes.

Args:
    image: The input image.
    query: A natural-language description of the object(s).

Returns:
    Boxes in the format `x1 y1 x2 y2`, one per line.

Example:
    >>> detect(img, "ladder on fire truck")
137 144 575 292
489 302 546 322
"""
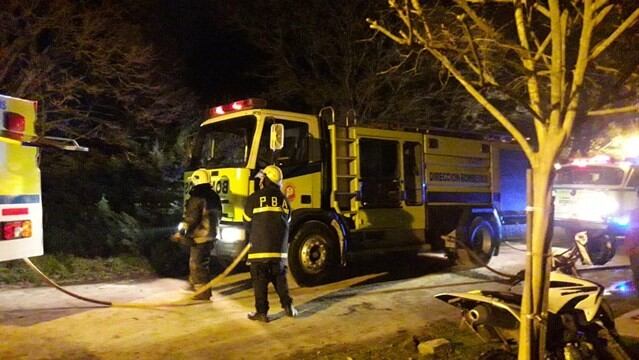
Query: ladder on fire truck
326 109 359 218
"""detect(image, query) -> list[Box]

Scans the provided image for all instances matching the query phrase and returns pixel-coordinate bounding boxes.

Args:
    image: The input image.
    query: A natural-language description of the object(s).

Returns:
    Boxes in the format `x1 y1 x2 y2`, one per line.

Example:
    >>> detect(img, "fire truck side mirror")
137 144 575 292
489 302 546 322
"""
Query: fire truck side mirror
270 123 284 151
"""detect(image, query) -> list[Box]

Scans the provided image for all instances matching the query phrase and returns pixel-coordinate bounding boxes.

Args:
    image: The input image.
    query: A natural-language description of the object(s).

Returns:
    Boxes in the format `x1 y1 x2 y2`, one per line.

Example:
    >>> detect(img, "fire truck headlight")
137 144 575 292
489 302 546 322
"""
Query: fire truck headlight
219 226 245 243
176 222 188 236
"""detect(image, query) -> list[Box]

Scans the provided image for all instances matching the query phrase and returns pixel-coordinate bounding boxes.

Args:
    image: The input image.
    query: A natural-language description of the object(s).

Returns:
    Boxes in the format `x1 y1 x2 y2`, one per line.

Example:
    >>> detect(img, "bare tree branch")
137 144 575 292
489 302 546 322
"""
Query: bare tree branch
589 7 639 61
371 1 638 356
587 104 639 116
563 1 597 135
514 0 544 134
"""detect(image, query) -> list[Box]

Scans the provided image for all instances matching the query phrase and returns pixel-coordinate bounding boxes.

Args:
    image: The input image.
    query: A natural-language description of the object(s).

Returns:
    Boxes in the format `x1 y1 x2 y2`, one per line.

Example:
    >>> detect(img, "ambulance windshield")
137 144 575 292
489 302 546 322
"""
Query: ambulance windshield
189 116 256 169
555 165 625 186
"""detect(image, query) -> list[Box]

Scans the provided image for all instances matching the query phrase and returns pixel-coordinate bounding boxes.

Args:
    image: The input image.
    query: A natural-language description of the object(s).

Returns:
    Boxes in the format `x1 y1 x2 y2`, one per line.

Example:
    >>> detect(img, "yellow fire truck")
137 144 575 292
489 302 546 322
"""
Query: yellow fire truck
185 98 527 285
0 94 86 262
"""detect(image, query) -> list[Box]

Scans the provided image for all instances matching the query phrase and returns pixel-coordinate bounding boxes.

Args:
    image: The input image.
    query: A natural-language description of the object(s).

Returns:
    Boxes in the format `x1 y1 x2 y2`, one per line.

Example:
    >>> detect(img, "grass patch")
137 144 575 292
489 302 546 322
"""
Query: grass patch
0 254 156 287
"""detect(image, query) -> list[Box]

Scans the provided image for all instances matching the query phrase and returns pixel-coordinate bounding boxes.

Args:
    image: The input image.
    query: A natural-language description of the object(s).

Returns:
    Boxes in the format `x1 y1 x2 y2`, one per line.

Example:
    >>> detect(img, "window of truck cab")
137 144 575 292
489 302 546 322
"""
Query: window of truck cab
256 118 310 169
555 165 625 186
189 116 256 170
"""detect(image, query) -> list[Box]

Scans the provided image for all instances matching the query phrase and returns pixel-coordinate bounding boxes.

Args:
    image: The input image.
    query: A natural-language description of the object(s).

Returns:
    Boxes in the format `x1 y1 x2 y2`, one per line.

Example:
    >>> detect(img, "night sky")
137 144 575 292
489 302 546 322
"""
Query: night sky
146 1 265 106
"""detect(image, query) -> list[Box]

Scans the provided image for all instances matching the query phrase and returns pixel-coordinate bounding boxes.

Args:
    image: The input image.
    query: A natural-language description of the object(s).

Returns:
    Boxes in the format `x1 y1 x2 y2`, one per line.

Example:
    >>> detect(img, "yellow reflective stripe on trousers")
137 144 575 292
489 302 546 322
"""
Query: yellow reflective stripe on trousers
248 252 288 259
253 206 283 214
243 212 251 221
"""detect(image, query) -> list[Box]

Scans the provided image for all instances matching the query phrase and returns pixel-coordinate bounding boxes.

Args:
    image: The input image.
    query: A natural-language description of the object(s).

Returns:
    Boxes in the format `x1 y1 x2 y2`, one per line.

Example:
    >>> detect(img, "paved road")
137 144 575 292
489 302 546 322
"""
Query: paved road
0 246 635 359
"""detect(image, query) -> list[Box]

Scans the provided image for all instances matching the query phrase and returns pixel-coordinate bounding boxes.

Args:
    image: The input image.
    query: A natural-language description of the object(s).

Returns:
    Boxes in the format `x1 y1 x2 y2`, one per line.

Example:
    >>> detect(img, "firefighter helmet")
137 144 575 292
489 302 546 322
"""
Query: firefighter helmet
262 165 283 186
189 169 210 186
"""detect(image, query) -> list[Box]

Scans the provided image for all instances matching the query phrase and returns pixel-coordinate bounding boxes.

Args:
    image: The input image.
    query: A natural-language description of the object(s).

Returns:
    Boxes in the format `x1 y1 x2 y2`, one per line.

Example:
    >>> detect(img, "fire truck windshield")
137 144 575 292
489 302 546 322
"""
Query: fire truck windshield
555 165 625 186
189 116 256 169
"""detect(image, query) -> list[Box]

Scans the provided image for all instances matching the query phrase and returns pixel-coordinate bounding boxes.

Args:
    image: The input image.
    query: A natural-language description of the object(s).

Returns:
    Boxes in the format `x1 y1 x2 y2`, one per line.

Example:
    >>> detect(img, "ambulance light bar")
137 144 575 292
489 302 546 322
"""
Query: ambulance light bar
571 155 611 167
209 98 267 118
567 154 635 169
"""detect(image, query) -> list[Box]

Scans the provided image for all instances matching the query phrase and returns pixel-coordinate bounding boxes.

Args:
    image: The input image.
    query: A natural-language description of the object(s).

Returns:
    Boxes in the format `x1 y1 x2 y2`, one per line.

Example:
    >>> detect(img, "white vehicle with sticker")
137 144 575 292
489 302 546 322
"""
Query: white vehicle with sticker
553 154 639 240
1 94 86 262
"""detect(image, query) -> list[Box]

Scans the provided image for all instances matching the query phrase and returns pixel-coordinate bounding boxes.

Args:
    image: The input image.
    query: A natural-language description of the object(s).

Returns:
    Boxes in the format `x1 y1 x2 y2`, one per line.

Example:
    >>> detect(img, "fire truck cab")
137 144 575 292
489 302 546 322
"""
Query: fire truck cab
186 99 527 285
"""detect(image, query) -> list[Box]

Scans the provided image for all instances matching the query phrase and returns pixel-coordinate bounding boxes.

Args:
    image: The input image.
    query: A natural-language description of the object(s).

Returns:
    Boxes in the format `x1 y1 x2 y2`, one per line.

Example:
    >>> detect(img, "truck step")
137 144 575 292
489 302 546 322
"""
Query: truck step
346 245 424 259
334 191 357 197
334 210 357 218
335 137 355 143
417 251 449 260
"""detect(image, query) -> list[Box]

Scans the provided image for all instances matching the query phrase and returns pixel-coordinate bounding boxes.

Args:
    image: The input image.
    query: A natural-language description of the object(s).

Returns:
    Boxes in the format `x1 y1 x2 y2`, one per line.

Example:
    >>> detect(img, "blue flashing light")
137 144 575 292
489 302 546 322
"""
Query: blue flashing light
611 280 634 295
610 215 631 227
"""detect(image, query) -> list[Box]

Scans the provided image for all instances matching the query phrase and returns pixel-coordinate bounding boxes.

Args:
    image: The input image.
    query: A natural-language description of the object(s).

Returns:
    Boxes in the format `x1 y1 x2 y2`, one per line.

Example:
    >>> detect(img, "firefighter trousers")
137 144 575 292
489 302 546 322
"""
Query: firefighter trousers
189 241 212 288
250 261 293 314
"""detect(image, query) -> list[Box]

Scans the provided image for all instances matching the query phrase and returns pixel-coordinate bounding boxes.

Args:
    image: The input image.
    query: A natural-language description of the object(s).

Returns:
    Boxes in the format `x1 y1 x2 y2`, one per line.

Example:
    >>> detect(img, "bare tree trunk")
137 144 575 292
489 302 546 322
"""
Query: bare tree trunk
519 153 556 360
519 170 535 359
368 3 639 359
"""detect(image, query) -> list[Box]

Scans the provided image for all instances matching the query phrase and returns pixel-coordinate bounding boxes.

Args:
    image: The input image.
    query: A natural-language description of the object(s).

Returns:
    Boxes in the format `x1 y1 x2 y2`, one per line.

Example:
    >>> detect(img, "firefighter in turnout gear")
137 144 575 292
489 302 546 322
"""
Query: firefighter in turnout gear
173 168 222 300
244 165 297 322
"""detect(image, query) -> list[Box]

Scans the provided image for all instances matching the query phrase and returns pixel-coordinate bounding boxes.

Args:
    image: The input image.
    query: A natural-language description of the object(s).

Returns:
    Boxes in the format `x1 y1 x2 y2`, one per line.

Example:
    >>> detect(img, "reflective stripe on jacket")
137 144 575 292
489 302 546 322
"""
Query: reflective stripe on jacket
244 183 291 262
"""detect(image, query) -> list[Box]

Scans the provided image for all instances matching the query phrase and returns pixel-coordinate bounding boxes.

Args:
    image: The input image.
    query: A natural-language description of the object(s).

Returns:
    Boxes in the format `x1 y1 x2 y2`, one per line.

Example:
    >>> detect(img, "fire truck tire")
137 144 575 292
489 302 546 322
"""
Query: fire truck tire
459 216 497 265
289 221 339 287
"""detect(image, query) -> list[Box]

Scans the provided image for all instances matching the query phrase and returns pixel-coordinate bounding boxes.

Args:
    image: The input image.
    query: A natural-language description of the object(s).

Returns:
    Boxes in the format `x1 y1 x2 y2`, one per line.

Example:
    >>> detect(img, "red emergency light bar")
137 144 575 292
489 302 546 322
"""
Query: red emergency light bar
209 98 267 118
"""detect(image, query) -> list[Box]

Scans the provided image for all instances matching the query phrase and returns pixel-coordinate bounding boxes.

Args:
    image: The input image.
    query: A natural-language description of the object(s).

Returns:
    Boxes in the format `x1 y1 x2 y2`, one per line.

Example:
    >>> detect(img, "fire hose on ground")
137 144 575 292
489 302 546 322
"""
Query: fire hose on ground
21 243 252 308
443 234 520 281
448 233 631 283
19 234 631 308
22 234 513 308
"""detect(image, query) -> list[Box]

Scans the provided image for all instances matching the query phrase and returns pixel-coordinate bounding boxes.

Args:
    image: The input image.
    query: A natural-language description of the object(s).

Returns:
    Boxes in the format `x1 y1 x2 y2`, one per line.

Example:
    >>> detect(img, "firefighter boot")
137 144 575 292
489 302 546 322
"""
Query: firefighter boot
247 312 269 323
284 305 298 317
191 284 212 301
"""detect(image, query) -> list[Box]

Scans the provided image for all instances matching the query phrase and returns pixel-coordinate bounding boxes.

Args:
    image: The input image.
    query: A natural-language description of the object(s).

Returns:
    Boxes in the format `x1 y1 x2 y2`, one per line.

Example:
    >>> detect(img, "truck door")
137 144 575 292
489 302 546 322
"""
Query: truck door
255 116 321 210
355 134 426 245
359 138 401 208
402 141 427 241
403 141 425 206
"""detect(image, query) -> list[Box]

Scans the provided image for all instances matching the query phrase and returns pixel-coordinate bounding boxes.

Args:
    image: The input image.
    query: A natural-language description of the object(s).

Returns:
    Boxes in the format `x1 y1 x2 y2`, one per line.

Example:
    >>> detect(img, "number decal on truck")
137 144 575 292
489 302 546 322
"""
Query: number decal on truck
213 178 229 194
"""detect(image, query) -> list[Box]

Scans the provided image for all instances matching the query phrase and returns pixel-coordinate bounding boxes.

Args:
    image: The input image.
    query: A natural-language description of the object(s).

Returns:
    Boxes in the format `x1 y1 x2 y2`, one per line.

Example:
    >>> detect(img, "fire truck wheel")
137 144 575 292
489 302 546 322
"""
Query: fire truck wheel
289 221 338 287
460 217 497 265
